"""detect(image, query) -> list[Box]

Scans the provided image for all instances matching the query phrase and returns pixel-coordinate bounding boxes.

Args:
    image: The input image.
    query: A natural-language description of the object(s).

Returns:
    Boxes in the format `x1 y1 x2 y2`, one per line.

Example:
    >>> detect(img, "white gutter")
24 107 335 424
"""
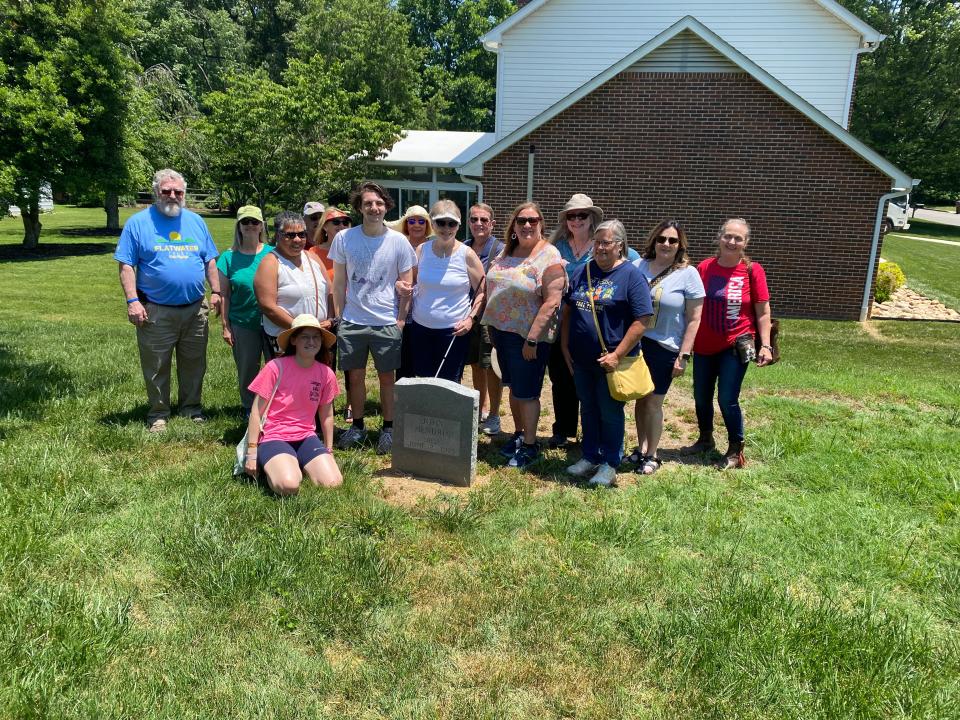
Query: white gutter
860 182 918 321
842 43 878 130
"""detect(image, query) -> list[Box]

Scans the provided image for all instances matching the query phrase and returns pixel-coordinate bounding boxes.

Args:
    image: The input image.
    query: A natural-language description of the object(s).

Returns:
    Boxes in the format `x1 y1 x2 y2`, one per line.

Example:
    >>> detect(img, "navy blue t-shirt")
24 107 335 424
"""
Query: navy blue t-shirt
565 260 652 366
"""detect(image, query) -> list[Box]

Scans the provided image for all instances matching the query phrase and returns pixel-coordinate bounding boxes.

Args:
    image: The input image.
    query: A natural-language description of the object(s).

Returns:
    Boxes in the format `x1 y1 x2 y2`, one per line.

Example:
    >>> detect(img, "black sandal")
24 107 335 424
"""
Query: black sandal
641 456 662 475
626 447 645 464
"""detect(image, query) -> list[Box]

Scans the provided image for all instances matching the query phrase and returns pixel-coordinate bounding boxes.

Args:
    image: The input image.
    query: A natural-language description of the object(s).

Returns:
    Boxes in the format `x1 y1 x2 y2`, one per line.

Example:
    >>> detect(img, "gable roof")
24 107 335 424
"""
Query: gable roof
481 0 884 49
460 15 911 188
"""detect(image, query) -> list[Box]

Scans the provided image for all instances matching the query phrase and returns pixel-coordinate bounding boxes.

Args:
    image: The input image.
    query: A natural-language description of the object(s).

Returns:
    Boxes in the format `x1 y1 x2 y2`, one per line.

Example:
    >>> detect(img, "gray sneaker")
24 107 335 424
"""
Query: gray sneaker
336 426 368 450
147 418 167 433
479 415 501 435
376 428 393 455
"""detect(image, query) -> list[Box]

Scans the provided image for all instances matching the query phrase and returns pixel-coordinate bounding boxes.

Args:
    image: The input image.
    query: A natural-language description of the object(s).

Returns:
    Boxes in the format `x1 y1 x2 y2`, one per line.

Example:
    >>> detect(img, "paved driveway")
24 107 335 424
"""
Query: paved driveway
913 208 960 227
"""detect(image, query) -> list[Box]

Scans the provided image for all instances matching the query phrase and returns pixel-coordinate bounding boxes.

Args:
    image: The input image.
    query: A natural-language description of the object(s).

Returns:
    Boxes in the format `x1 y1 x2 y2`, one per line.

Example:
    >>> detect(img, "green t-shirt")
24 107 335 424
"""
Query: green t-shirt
216 246 272 330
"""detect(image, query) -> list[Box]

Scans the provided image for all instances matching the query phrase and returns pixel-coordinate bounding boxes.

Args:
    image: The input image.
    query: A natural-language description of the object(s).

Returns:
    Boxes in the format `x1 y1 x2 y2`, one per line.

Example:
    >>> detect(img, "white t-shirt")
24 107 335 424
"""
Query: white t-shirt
329 225 416 326
633 260 705 352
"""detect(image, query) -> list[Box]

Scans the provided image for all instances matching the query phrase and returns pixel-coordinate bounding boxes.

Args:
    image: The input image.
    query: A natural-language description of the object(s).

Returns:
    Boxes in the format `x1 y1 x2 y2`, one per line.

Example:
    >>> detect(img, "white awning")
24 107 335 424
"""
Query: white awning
375 130 496 168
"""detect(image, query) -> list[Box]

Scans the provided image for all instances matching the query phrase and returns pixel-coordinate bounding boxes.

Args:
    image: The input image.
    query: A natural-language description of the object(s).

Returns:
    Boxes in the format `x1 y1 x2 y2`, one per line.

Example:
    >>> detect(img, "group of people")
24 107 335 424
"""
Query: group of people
116 169 773 494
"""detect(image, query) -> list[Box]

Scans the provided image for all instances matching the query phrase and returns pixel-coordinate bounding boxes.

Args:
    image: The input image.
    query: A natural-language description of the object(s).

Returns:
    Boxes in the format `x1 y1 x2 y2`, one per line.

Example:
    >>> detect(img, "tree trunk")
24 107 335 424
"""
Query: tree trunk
105 191 120 231
21 196 41 249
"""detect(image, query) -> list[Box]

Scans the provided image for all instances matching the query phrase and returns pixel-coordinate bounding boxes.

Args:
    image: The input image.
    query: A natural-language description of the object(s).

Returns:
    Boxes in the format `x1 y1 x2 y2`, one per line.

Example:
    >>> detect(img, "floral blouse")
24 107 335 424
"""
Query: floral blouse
482 243 565 341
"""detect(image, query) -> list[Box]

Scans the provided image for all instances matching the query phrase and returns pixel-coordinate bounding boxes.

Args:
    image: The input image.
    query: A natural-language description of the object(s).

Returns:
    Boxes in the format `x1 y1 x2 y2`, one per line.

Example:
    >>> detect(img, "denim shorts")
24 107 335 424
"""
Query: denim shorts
258 434 329 469
641 336 680 396
489 327 550 401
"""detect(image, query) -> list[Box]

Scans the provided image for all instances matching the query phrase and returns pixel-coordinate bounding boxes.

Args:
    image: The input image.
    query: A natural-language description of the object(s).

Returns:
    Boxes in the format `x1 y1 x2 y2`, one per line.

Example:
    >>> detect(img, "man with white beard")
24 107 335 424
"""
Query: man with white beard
115 168 222 432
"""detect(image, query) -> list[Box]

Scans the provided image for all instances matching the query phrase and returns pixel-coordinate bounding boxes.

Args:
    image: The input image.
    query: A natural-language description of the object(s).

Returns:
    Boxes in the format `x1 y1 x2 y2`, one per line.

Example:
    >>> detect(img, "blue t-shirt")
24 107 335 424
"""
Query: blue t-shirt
114 206 219 306
565 260 652 367
633 260 705 352
466 235 504 272
555 237 640 280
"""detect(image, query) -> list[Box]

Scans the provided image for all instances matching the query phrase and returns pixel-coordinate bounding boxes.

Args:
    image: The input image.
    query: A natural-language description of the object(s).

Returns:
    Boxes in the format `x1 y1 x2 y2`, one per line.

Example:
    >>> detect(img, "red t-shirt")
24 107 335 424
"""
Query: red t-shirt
694 258 770 355
248 357 340 443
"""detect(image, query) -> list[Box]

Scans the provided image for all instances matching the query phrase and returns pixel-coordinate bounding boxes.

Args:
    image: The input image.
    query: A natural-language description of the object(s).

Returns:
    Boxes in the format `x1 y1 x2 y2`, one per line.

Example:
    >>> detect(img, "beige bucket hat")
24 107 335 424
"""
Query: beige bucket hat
557 193 604 225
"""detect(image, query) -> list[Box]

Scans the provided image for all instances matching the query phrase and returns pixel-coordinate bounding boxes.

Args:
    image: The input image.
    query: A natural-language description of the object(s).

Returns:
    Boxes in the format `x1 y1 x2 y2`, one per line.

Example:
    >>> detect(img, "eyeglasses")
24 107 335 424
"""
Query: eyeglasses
594 239 617 248
407 217 427 225
566 212 590 221
515 216 541 226
239 218 261 226
282 231 307 240
656 235 680 245
434 218 460 229
159 188 185 198
329 218 351 226
469 216 491 224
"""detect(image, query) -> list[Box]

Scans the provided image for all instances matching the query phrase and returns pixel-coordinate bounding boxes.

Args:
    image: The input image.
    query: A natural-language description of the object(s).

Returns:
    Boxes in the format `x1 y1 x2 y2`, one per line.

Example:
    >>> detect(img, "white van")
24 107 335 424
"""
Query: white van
885 196 911 232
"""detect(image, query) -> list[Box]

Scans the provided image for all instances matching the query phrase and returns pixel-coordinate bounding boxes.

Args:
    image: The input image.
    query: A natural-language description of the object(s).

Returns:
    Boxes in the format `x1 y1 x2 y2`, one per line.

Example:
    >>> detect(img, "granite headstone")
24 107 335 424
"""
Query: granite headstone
392 377 479 486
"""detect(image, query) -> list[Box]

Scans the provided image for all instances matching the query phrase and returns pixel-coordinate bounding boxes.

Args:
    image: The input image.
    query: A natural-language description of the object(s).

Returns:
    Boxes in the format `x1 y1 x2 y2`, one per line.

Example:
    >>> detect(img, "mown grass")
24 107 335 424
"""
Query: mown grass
882 233 960 310
1 207 959 718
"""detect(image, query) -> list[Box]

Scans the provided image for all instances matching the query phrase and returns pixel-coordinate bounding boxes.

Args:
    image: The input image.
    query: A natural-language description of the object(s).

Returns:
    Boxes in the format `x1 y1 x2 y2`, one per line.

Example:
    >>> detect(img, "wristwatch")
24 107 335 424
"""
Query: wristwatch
680 352 691 361
525 338 537 347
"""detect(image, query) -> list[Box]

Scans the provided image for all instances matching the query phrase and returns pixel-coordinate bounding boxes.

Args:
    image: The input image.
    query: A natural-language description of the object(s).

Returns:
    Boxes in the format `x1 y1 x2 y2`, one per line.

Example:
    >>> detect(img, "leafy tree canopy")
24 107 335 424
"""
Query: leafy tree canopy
842 0 960 200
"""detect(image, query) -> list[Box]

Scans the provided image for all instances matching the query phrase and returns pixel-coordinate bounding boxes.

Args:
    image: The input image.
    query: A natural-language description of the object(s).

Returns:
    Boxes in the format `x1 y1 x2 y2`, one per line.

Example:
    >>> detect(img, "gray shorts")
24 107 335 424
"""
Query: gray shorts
338 321 402 372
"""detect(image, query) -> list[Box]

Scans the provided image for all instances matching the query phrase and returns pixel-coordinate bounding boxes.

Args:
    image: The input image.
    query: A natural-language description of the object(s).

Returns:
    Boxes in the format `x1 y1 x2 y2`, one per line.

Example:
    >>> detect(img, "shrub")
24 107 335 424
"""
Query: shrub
875 261 906 303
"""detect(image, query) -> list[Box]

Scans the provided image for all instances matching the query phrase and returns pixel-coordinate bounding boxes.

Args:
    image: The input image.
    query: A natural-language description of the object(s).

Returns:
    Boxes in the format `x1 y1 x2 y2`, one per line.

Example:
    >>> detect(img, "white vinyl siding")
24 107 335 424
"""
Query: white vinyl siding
495 0 860 137
629 31 740 72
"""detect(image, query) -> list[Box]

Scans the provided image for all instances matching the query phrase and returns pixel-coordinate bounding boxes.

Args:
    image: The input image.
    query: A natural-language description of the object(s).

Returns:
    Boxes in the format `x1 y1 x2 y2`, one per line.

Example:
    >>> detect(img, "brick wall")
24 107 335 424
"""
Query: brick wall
481 72 892 320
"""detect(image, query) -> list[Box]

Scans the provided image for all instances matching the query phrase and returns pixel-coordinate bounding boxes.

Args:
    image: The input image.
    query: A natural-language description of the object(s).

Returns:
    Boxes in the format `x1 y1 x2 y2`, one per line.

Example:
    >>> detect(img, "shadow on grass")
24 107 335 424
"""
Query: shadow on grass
0 242 116 263
99 403 243 430
0 343 77 427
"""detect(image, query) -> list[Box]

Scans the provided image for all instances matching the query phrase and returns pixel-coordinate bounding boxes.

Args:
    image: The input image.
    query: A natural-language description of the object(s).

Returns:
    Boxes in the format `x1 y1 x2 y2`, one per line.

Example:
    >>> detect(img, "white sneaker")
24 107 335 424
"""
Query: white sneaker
479 415 501 435
147 418 167 433
588 464 616 488
566 458 599 477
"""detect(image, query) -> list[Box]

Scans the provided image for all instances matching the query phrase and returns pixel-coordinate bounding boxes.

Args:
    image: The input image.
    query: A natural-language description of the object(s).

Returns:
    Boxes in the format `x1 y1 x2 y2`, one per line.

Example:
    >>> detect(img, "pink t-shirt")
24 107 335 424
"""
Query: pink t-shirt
248 357 340 443
694 258 770 356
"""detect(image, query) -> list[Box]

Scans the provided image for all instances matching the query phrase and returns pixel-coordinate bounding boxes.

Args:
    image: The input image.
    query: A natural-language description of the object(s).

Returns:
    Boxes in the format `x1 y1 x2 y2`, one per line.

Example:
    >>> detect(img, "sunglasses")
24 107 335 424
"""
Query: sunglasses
566 212 591 221
434 218 460 229
515 216 541 226
159 188 185 198
282 231 308 240
328 217 351 226
240 218 261 226
656 235 680 245
307 213 325 221
469 216 491 224
407 217 427 225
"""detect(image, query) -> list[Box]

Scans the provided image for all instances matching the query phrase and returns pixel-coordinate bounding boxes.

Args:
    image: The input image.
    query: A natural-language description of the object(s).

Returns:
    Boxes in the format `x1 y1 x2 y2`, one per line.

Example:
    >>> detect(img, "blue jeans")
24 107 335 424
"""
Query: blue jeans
693 348 749 444
572 361 626 467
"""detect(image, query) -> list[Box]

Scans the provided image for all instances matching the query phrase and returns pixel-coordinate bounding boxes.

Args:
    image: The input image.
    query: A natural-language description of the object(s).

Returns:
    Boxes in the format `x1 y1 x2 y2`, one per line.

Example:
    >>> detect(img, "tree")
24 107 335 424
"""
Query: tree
201 59 401 210
0 0 139 246
398 0 514 130
292 0 426 128
841 0 960 200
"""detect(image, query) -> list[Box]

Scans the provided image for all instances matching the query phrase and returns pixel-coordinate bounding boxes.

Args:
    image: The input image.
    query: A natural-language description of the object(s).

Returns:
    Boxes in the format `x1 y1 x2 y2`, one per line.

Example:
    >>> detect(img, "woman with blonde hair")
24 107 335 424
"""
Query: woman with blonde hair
392 205 434 379
406 199 486 381
628 220 704 474
691 218 774 469
217 205 273 417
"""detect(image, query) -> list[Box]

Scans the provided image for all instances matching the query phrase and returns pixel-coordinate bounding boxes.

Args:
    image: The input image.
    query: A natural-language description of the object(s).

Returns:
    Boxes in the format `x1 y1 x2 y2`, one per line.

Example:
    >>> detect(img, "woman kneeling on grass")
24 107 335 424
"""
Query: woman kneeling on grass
244 314 342 495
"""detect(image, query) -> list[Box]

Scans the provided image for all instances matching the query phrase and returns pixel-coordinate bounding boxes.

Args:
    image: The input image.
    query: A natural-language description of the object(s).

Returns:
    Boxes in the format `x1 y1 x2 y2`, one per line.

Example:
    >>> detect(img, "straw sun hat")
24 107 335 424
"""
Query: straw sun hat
276 314 336 352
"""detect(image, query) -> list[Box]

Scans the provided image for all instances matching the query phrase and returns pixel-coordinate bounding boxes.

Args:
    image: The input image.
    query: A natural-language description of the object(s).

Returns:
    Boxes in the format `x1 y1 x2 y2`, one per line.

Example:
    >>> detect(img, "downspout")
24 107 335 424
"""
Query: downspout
526 144 536 201
860 184 914 321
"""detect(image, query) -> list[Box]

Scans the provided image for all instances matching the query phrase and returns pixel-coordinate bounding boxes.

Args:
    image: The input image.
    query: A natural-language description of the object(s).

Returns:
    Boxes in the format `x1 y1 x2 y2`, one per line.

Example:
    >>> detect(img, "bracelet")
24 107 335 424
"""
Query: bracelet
126 297 139 304
761 344 773 351
211 291 222 296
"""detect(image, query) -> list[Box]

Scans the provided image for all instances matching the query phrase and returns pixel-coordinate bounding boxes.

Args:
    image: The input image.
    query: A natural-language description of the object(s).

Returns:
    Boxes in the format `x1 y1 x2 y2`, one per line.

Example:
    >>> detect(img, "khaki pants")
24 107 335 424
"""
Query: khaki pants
137 300 209 423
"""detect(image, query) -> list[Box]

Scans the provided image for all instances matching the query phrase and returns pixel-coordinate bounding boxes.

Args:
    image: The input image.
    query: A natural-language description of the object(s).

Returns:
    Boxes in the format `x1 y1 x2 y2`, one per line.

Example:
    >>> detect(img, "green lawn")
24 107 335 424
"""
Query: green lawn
883 226 960 311
2 208 960 718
